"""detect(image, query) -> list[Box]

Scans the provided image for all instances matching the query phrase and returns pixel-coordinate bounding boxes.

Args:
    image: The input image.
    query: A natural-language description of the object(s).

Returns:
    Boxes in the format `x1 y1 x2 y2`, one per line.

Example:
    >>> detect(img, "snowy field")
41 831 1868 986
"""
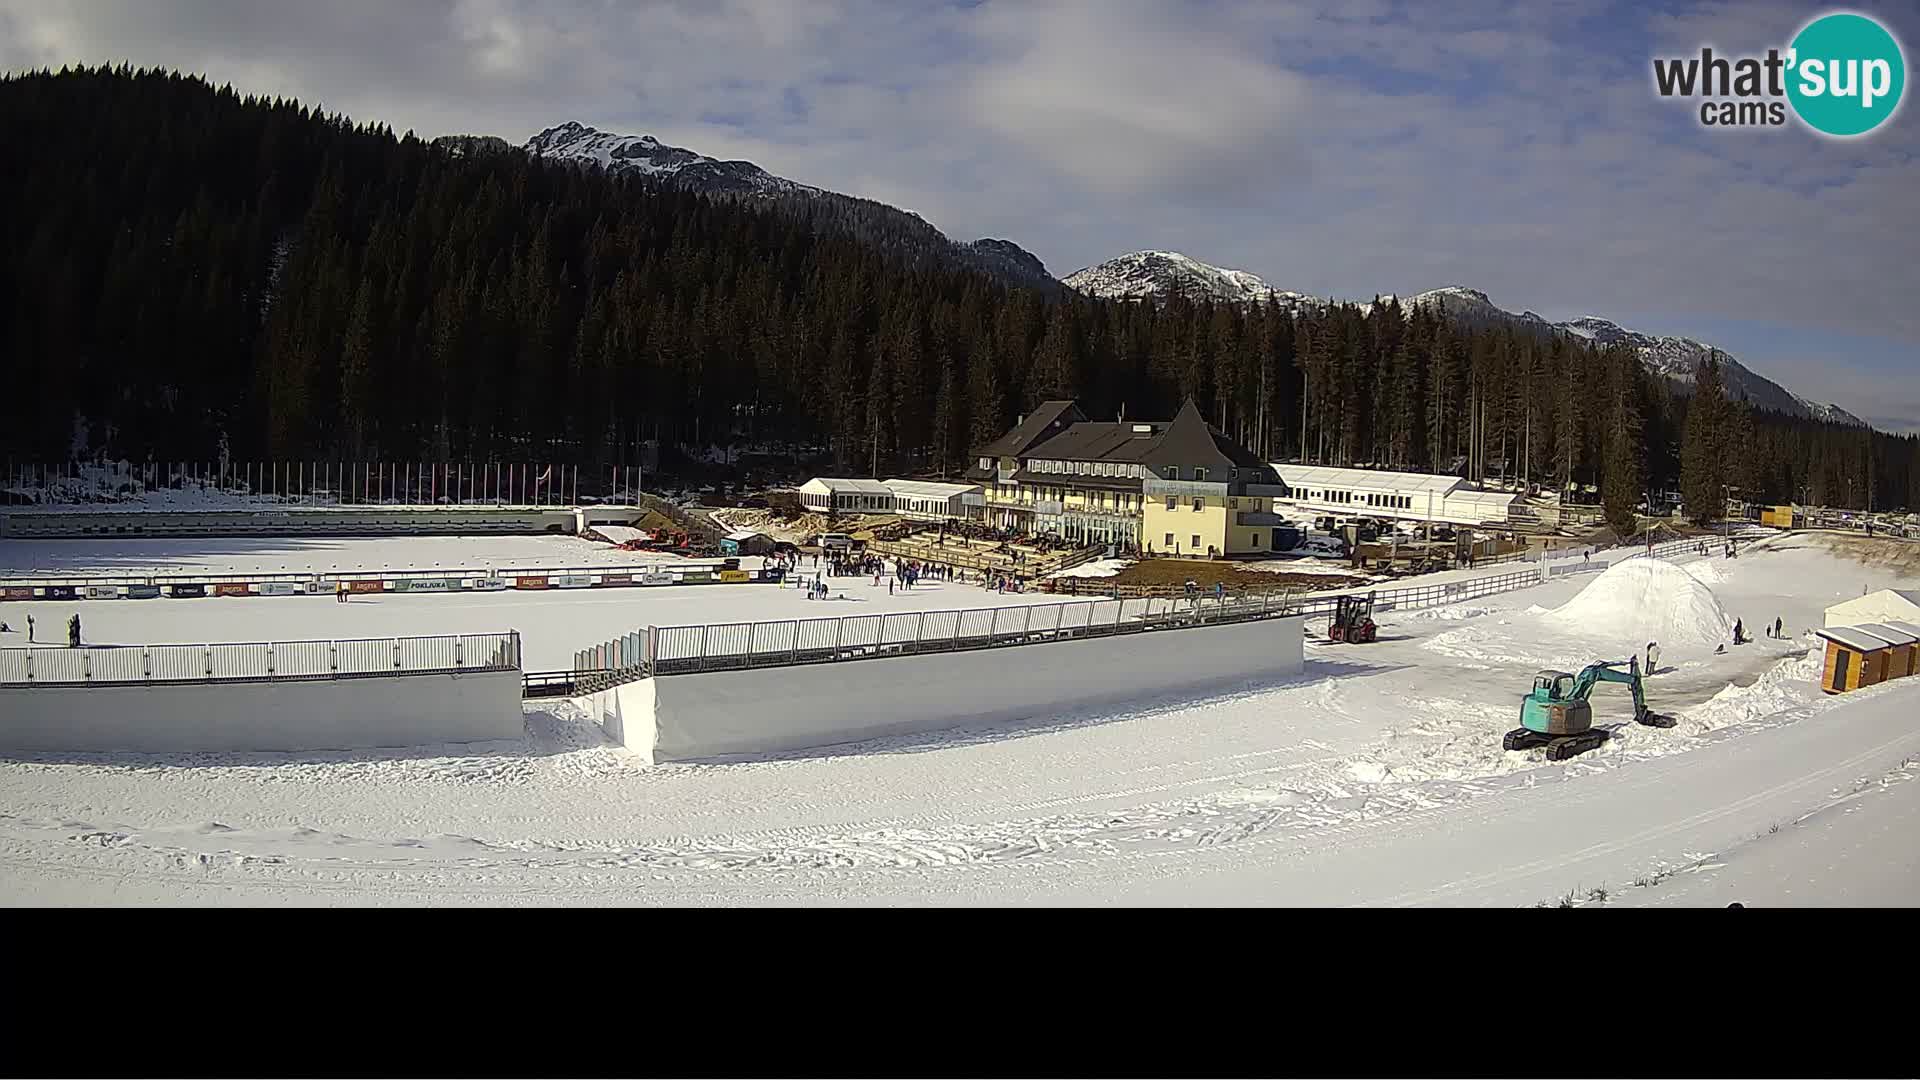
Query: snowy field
0 534 697 578
0 535 1066 668
2 531 1918 905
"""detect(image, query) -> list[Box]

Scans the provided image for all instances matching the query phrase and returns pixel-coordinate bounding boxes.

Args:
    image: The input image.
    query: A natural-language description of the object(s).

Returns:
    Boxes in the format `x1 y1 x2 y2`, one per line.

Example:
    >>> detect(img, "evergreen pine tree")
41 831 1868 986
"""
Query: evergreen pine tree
1680 352 1730 525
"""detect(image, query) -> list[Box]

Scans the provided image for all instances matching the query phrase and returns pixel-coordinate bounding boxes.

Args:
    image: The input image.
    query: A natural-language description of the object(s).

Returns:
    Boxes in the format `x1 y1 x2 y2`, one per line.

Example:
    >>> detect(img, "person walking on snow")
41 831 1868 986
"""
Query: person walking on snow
1774 616 1783 639
68 613 81 648
26 613 33 643
1732 618 1746 645
1645 641 1660 674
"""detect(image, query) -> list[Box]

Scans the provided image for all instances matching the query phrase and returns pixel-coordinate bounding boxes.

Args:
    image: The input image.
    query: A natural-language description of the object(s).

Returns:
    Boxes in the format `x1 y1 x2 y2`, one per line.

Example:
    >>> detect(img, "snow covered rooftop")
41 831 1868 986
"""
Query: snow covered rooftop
1446 490 1526 510
1880 619 1920 641
1852 622 1918 646
882 479 981 499
1816 625 1895 652
1275 464 1462 496
799 477 894 496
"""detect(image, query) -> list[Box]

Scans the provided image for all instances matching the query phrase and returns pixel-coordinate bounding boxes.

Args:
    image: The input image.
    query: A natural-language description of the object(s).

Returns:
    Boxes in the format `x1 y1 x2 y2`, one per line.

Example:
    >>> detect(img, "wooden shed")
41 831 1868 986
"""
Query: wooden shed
1814 625 1895 694
719 530 775 556
1857 621 1920 680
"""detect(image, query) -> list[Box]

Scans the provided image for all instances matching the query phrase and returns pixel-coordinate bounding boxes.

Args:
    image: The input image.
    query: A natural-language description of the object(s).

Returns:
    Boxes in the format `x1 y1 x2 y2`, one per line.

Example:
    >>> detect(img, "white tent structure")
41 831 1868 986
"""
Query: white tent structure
796 478 894 514
1824 588 1920 628
796 477 982 519
1271 464 1521 528
881 479 982 521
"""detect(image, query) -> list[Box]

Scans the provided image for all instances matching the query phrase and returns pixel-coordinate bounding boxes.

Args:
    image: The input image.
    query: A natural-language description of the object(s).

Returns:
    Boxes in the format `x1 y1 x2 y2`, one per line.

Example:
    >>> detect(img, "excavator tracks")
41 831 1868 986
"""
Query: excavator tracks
1502 726 1612 761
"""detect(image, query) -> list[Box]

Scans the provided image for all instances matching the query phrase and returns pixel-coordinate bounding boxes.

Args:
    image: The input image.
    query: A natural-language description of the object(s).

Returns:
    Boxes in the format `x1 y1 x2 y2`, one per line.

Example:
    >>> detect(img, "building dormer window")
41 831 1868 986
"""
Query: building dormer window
1195 468 1208 482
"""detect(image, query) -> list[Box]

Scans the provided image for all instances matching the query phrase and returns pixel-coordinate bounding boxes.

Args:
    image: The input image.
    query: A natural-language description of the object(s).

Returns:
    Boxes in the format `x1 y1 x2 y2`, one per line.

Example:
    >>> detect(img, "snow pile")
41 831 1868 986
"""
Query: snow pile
1049 558 1131 579
1242 557 1361 578
1543 558 1732 649
591 525 650 546
1671 647 1825 739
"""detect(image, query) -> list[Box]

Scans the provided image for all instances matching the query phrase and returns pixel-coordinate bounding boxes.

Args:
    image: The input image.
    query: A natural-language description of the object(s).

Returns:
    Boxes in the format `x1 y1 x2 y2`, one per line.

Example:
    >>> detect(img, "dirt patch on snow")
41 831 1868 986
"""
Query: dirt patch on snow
1107 558 1367 592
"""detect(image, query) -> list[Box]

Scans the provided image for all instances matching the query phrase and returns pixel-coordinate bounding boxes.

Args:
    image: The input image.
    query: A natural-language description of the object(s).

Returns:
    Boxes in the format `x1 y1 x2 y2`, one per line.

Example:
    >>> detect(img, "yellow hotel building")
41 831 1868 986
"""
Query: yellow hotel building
965 399 1292 557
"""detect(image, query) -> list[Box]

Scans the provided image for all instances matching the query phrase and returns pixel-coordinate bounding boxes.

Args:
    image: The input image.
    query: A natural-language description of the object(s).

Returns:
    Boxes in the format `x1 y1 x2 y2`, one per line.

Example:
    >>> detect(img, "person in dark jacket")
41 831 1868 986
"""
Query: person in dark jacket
68 613 81 648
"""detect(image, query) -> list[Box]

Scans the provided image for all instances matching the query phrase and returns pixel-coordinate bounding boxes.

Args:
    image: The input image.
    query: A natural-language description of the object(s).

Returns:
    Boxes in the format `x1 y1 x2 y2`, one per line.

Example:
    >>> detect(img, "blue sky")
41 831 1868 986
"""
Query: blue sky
3 0 1915 428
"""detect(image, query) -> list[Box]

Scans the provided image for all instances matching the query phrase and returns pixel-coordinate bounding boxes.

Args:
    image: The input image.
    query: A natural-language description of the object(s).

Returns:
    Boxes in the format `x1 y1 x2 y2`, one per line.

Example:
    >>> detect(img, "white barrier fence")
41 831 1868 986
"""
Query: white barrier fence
0 631 521 686
0 560 776 600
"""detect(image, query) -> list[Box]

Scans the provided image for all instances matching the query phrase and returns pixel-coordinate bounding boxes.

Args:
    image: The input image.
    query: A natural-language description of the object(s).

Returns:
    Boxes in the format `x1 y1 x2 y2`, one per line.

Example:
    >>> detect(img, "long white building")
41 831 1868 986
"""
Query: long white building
796 477 982 520
1271 464 1522 528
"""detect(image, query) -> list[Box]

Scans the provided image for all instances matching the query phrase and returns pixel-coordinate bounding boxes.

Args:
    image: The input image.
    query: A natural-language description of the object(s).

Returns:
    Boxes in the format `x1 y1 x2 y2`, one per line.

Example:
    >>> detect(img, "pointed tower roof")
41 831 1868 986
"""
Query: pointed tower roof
1145 398 1268 471
974 399 1086 458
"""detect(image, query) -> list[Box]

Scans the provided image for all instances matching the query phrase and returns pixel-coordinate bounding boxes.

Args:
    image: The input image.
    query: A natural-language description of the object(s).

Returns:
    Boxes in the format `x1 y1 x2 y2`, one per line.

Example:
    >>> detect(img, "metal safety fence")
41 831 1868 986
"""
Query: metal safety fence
0 631 520 687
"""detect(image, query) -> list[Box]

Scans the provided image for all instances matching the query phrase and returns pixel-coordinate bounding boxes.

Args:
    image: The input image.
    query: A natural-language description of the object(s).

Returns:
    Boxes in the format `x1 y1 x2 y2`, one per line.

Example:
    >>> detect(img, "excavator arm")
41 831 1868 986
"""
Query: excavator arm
1568 661 1649 719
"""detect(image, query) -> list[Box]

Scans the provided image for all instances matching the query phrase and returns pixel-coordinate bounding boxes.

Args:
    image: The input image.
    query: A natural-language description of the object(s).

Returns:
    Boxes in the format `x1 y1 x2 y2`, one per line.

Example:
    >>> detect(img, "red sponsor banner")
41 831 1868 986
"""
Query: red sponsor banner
213 583 252 597
598 573 632 586
348 579 386 594
515 576 549 590
2 586 32 600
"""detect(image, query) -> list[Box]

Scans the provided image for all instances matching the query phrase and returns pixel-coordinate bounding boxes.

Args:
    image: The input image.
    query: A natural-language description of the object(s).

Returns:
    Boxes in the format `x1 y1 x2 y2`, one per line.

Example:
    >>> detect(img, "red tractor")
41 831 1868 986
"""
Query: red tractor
1326 593 1378 644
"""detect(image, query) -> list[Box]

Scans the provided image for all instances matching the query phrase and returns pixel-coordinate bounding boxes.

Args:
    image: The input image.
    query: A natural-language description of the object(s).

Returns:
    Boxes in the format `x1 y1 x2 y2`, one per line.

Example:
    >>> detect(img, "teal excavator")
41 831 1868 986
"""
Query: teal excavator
1503 658 1676 761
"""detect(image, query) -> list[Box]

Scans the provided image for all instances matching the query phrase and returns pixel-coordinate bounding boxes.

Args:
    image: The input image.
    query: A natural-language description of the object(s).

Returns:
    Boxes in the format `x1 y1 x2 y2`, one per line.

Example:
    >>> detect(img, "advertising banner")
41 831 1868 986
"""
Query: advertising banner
348 580 386 594
4 586 37 600
598 573 632 586
681 571 711 584
395 578 454 592
126 584 162 599
473 578 508 591
718 569 751 583
169 583 206 598
258 582 299 596
86 585 120 599
45 585 77 599
515 576 549 590
641 572 675 586
214 583 252 597
555 574 592 589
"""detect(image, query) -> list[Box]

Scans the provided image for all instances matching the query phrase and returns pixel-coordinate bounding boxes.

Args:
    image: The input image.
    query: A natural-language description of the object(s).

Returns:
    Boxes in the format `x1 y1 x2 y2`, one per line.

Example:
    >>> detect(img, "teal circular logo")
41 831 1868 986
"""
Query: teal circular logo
1787 13 1905 136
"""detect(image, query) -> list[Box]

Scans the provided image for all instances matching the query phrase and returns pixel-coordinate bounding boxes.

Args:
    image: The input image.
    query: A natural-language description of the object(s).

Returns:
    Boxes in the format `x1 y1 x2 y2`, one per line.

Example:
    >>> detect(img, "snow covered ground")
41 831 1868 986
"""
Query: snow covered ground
0 534 696 578
2 531 1916 905
0 536 1065 668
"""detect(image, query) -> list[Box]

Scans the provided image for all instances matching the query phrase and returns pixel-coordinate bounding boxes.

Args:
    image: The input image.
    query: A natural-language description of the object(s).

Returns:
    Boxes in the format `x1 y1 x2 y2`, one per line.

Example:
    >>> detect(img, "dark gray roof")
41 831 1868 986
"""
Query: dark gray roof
1145 399 1270 471
982 398 1273 482
976 400 1085 458
1023 421 1169 464
1024 400 1266 470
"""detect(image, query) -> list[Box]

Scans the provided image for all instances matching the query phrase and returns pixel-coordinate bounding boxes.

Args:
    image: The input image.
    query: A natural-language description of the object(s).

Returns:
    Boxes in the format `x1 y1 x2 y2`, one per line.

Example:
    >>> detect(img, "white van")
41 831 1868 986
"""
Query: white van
819 532 854 551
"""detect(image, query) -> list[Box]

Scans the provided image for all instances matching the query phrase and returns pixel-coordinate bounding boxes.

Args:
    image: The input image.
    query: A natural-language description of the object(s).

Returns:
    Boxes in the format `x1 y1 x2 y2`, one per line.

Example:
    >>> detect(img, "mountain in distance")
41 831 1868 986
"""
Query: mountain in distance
522 122 1057 289
1063 250 1322 309
1557 314 1860 424
525 121 818 196
429 134 513 159
1066 252 1861 425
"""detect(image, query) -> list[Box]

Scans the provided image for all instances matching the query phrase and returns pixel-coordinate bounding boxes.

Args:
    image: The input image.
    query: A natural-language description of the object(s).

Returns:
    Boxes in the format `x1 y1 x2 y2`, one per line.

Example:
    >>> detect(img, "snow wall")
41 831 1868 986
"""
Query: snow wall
579 615 1305 763
0 668 524 755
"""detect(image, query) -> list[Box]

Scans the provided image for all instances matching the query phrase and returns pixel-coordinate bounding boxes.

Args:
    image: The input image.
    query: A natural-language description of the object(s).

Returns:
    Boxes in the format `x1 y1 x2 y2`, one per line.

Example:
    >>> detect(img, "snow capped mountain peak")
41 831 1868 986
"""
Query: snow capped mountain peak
525 122 818 196
1418 285 1492 306
1069 248 1864 426
521 120 1057 290
1063 250 1319 307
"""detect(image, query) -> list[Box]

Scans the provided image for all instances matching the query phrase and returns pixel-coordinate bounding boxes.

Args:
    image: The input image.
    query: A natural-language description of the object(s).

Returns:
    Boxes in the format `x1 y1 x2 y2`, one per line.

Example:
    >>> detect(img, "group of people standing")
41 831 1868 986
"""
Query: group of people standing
0 612 80 646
